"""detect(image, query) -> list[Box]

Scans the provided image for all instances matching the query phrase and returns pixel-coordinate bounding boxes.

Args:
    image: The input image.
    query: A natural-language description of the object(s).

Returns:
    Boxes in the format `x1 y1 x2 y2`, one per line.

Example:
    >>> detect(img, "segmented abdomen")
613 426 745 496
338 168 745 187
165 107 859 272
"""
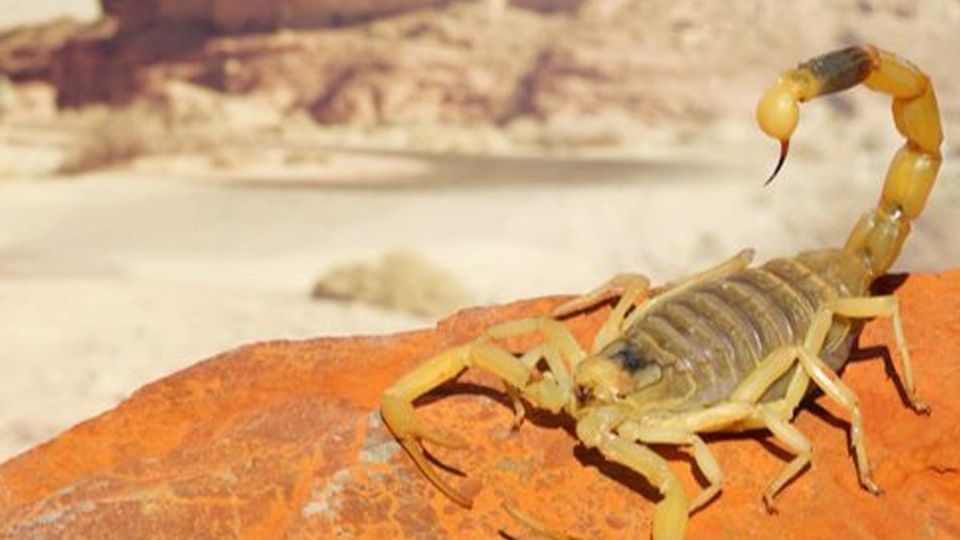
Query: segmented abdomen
623 253 861 408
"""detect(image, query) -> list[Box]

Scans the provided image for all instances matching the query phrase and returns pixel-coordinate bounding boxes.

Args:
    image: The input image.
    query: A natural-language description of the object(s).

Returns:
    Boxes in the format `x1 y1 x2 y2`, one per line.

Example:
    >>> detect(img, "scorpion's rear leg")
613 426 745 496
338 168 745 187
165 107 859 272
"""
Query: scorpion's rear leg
727 293 927 504
790 295 932 494
830 295 929 412
792 295 929 492
725 337 878 505
381 318 584 508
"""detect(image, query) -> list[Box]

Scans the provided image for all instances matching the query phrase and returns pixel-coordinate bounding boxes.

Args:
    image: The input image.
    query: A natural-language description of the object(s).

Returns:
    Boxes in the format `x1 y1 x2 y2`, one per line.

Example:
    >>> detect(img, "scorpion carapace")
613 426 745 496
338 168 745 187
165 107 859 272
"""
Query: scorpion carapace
381 45 942 540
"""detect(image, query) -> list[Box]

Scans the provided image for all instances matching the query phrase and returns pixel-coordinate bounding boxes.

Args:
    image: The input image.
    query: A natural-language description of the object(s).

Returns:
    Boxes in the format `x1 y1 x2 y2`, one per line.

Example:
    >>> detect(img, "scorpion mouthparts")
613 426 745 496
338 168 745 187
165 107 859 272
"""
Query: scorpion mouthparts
764 139 790 186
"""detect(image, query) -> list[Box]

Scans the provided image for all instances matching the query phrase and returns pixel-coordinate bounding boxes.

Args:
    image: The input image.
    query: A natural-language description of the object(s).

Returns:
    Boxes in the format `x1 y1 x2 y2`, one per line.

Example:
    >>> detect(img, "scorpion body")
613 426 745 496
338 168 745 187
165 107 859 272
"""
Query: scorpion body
381 45 943 539
605 249 866 412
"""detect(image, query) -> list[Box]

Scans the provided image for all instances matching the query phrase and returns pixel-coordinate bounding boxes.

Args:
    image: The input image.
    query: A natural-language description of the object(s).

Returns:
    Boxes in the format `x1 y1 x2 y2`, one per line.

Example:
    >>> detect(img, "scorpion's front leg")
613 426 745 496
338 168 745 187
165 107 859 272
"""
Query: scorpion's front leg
577 407 690 540
381 318 584 507
617 417 731 513
551 273 650 354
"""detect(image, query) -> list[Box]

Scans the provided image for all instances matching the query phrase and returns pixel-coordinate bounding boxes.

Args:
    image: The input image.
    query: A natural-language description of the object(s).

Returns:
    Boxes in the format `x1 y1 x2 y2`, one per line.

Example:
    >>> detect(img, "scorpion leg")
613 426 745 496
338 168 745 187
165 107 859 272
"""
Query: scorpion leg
753 406 812 512
685 399 812 513
550 273 649 354
633 387 816 514
774 294 929 498
829 295 929 412
710 347 816 509
796 347 881 494
727 309 883 498
618 405 755 514
591 279 647 353
551 273 650 319
793 299 888 495
577 407 689 540
381 318 584 508
486 317 586 414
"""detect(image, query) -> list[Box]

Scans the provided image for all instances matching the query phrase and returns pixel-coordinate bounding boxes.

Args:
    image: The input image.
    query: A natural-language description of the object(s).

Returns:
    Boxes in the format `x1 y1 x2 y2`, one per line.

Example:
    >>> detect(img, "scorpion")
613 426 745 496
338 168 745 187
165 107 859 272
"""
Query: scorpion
380 45 942 540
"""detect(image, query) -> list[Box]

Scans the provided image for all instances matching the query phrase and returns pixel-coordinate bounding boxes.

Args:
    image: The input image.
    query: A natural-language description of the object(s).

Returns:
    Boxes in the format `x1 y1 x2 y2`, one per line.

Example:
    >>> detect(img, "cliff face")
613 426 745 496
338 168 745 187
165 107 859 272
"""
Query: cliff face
8 2 958 143
100 0 485 33
0 18 88 82
51 6 563 118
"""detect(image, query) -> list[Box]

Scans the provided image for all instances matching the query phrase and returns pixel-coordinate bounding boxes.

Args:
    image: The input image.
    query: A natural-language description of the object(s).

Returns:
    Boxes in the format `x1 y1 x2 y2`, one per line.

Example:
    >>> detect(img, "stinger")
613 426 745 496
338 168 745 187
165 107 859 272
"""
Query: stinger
764 139 790 186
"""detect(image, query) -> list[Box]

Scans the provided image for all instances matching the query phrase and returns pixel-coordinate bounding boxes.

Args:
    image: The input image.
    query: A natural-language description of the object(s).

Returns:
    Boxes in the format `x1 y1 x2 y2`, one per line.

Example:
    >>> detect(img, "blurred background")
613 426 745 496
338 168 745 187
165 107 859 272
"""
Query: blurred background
0 0 957 461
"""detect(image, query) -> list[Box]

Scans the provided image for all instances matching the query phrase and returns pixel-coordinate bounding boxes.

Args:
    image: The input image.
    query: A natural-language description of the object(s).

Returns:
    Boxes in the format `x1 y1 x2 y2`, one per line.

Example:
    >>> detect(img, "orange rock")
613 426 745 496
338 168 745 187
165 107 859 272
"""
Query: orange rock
1 272 959 539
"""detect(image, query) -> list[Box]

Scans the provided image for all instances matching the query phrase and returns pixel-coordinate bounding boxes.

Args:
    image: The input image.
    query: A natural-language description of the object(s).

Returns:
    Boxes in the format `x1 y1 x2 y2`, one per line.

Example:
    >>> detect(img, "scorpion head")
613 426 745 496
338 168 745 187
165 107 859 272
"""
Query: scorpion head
573 339 663 405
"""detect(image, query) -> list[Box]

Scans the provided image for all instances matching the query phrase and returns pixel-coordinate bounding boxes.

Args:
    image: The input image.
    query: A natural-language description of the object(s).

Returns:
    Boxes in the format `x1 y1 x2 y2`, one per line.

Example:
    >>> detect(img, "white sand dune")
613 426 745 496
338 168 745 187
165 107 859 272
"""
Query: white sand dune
2 144 958 461
0 0 99 29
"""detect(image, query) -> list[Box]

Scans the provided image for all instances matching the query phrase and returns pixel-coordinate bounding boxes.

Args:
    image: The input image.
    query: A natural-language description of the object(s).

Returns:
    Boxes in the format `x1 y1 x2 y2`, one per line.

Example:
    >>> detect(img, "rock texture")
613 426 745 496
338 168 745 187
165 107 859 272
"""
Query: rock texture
0 18 93 82
102 0 450 34
52 5 554 119
1 270 958 539
98 0 593 34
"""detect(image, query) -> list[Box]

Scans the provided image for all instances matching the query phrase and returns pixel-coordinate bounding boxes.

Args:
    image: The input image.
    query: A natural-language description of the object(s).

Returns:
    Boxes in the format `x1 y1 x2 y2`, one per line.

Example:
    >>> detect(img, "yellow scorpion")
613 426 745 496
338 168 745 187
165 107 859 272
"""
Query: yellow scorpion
381 45 942 539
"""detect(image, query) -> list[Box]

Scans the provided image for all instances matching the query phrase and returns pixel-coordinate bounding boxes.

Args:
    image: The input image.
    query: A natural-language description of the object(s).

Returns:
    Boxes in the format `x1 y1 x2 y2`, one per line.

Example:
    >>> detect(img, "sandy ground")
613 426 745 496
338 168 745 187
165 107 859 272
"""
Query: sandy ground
2 137 959 462
1 4 960 463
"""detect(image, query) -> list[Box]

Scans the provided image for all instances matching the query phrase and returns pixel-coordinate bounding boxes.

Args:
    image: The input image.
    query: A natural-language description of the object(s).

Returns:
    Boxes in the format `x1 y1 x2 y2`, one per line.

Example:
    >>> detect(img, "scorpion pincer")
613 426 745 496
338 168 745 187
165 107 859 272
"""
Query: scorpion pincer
380 45 942 540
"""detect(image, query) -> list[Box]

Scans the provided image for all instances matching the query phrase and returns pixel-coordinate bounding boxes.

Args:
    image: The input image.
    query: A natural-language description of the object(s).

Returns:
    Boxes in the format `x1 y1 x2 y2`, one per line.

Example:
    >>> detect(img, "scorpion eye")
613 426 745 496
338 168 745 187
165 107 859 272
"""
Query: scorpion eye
609 342 648 372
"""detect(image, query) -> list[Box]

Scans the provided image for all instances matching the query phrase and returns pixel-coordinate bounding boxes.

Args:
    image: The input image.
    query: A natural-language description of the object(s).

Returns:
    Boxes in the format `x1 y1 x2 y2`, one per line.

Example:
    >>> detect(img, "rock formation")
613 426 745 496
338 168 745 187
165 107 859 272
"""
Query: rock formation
99 0 591 34
1 271 958 538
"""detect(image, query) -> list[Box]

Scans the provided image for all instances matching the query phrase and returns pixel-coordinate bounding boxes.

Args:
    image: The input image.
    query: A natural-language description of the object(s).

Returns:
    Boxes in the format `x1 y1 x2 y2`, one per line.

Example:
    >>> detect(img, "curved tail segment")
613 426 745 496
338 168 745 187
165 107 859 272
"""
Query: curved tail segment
756 45 943 279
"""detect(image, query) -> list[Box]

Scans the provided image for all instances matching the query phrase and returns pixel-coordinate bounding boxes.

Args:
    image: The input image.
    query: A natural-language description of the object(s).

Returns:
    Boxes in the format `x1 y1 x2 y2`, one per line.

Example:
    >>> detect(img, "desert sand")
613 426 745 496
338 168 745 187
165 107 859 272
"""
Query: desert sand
1 1 959 466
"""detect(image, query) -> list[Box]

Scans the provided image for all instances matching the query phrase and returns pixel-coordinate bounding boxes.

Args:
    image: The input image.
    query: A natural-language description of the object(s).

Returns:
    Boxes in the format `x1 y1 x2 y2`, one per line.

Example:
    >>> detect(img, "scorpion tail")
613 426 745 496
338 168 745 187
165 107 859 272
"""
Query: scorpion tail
756 45 944 278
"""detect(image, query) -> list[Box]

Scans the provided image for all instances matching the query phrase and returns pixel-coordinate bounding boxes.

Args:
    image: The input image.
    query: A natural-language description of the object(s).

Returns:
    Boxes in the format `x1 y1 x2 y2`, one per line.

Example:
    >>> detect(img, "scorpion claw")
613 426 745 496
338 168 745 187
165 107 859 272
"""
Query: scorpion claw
382 396 469 450
382 395 474 508
764 139 790 186
418 425 470 450
398 438 475 508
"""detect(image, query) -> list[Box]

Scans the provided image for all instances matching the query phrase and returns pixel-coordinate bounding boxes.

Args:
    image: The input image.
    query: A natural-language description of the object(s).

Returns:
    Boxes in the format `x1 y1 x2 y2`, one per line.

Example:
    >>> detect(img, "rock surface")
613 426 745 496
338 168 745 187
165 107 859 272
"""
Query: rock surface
51 5 555 119
0 18 91 82
98 0 598 34
102 0 451 34
1 270 958 538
